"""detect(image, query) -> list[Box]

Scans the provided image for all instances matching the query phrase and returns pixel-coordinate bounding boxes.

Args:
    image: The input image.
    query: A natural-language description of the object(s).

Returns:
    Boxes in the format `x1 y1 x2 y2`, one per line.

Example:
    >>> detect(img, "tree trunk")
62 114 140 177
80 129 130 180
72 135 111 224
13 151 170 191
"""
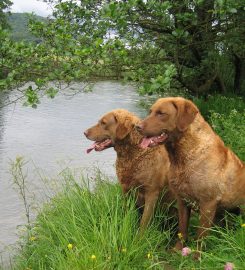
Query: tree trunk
215 74 226 94
233 54 244 95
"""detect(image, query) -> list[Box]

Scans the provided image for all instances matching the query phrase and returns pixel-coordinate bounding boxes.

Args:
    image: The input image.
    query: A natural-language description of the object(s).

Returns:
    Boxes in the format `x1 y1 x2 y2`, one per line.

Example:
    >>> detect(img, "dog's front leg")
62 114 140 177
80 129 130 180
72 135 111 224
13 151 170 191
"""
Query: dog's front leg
197 200 217 239
139 190 159 232
194 199 217 259
174 196 191 250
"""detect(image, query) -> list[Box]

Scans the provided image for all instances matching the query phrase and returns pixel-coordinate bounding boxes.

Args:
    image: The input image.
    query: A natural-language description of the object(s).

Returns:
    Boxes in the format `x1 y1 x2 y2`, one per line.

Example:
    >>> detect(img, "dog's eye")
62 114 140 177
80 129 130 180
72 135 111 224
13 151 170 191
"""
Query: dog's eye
156 111 166 116
101 120 106 126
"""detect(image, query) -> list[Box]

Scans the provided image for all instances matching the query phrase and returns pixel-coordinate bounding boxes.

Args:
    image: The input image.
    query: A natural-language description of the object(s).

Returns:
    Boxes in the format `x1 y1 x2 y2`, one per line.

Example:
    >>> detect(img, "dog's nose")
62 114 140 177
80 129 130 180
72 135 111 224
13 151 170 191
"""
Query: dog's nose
84 130 89 137
135 124 143 132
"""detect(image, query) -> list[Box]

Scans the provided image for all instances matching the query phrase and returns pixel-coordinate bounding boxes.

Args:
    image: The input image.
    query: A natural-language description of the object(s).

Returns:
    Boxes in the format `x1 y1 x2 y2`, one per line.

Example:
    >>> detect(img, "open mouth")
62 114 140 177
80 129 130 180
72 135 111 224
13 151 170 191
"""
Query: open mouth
140 132 168 149
86 139 113 153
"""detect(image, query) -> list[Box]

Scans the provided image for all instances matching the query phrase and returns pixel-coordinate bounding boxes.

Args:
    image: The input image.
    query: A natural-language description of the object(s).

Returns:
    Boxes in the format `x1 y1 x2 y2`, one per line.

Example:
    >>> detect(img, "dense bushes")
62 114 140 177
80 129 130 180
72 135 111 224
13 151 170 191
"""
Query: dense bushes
193 95 245 119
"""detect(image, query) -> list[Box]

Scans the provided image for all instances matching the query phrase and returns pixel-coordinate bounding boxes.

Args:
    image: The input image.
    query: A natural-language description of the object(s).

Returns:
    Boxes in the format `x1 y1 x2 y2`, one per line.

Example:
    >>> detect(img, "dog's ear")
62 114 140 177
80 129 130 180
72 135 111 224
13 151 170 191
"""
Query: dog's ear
172 99 199 131
115 116 133 140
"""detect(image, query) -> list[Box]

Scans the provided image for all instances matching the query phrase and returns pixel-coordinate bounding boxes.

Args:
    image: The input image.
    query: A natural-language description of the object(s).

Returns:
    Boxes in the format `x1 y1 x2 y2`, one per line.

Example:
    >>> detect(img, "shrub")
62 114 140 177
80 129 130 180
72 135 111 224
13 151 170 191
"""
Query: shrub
193 94 245 120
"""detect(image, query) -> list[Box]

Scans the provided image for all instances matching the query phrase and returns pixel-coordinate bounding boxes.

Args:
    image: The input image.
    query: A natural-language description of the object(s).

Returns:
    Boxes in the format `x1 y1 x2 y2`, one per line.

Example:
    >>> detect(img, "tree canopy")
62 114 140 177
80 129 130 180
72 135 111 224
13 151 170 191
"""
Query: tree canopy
0 0 12 29
47 0 244 95
0 0 244 107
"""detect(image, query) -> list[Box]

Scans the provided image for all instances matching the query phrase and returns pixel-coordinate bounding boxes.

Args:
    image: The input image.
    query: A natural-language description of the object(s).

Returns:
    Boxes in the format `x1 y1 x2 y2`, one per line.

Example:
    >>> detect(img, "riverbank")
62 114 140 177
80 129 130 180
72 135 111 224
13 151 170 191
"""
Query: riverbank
2 93 245 269
9 169 245 270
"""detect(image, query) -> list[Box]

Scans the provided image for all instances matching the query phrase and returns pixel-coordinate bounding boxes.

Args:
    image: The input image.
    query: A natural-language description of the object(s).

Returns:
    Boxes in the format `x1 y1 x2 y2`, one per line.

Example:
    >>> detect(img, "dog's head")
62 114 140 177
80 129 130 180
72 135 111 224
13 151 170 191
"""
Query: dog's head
136 97 199 148
84 109 139 153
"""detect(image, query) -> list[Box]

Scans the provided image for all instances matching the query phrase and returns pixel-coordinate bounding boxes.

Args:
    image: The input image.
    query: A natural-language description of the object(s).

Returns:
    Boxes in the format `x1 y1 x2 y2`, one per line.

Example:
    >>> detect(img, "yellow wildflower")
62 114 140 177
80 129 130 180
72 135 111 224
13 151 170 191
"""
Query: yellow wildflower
241 223 245 228
121 248 127 253
178 232 183 239
29 236 36 241
67 243 73 250
91 254 96 260
147 252 153 259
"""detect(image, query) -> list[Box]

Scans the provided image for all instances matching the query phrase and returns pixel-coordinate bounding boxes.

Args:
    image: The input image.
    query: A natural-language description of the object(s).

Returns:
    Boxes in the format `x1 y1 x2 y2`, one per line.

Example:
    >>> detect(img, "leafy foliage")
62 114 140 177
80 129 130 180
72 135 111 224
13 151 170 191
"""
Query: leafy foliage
28 0 245 96
0 0 12 29
1 0 245 107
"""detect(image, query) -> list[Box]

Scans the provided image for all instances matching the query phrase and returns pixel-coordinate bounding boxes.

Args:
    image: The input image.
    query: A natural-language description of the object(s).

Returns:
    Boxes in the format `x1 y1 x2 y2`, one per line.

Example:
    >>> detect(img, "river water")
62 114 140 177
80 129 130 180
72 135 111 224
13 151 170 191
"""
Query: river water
0 81 146 266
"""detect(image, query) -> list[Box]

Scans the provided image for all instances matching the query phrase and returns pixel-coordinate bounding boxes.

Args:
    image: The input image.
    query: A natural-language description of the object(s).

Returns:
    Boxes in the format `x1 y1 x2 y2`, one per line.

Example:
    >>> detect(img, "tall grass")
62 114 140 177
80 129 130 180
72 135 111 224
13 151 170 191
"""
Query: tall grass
13 171 174 270
12 168 245 270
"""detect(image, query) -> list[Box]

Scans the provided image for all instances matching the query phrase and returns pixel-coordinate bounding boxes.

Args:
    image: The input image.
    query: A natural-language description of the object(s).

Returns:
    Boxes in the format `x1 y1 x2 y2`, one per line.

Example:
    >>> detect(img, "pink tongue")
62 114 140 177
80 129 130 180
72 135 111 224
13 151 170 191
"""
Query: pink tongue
86 142 96 154
140 137 152 149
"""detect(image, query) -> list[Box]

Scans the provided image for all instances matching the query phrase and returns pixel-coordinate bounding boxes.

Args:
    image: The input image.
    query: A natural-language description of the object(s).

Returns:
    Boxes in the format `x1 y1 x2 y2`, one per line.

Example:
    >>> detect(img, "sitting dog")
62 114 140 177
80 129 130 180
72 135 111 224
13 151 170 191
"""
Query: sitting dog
136 97 245 253
84 109 174 230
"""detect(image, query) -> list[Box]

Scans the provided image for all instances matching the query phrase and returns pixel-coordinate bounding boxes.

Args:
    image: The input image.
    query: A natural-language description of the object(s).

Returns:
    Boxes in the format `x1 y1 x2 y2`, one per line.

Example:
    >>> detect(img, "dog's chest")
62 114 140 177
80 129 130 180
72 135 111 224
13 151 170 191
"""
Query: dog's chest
116 158 141 187
168 161 214 201
169 164 193 196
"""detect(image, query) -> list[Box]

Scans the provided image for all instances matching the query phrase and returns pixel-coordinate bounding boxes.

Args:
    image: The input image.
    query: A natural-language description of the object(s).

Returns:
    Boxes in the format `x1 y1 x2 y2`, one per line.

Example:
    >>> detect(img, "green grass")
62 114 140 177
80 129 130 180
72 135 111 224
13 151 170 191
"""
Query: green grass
12 170 245 270
12 171 174 270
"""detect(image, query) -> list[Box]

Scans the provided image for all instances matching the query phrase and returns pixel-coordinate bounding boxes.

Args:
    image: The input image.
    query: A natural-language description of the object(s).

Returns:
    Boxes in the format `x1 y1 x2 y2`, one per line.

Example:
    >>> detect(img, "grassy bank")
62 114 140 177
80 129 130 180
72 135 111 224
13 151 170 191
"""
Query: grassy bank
11 171 245 270
12 172 173 270
9 95 245 269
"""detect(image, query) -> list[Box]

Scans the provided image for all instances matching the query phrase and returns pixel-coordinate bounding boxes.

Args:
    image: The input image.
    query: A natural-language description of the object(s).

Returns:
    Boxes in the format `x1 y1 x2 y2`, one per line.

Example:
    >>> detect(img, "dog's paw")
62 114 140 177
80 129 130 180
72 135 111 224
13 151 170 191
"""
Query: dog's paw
173 240 184 251
192 250 201 261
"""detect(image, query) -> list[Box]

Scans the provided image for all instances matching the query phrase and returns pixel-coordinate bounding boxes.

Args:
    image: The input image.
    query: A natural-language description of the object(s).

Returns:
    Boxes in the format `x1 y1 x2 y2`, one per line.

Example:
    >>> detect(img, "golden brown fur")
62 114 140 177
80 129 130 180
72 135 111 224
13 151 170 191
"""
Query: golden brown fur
137 97 245 252
84 109 174 230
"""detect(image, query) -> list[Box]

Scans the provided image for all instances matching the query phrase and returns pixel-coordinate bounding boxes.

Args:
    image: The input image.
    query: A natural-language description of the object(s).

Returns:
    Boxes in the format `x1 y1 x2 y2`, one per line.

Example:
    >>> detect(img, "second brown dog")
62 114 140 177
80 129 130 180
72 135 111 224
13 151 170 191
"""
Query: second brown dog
137 97 245 254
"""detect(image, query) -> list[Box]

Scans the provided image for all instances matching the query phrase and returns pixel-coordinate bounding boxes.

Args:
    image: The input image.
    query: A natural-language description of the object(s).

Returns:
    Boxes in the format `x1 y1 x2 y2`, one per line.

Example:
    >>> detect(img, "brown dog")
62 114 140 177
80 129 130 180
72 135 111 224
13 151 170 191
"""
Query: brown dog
84 109 174 230
136 97 245 251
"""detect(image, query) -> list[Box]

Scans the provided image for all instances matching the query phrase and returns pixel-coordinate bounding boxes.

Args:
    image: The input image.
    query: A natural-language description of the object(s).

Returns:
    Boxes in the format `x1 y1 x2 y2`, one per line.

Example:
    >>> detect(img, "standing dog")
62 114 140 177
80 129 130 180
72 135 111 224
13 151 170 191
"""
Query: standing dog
84 109 174 230
136 97 245 252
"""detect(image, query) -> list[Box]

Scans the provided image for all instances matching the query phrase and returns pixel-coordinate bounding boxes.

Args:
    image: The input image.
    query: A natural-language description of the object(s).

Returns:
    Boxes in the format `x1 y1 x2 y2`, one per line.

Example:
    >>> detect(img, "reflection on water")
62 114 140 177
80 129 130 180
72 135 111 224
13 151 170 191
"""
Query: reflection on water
0 81 146 264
